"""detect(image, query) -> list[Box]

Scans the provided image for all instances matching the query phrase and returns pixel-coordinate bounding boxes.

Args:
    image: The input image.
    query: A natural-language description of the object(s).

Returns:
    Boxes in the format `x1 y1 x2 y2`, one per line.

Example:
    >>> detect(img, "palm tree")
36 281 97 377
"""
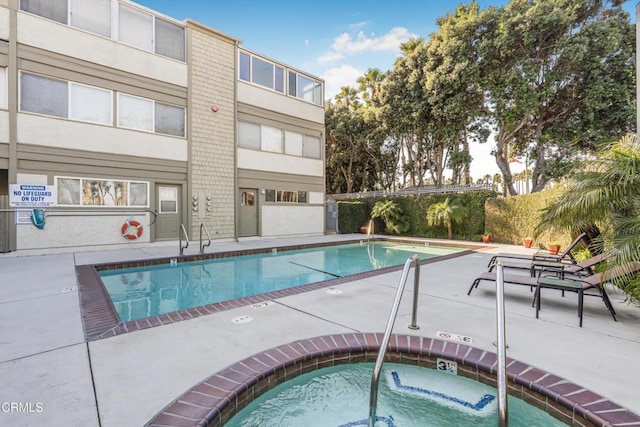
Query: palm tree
356 68 384 104
537 135 640 300
426 197 467 239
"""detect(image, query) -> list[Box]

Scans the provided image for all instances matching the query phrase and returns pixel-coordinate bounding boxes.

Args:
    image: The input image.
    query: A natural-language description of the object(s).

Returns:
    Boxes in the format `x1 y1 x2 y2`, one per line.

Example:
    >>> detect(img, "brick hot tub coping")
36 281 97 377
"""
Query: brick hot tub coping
145 333 640 427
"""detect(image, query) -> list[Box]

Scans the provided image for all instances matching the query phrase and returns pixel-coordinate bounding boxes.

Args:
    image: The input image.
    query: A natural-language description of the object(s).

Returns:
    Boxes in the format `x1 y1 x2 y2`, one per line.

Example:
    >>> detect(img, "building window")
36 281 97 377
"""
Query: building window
303 136 321 159
118 4 153 52
20 73 68 118
261 126 283 153
117 93 153 132
20 0 185 62
238 121 261 150
0 67 8 110
69 82 112 125
158 186 177 213
264 190 308 204
70 0 111 38
155 18 185 62
239 51 285 94
288 71 323 106
21 0 67 25
155 102 185 137
56 176 149 207
285 131 303 157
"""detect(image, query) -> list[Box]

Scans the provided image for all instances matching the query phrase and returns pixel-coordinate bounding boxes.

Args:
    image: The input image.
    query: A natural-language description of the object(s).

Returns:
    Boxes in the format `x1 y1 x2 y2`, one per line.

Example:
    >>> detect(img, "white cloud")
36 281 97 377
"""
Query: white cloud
331 27 416 55
322 64 364 99
305 39 309 47
318 51 345 64
349 20 369 29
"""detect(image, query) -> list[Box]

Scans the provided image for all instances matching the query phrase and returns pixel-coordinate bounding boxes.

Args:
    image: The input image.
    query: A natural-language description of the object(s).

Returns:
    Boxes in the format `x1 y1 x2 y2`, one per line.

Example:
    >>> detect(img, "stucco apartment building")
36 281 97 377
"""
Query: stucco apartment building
0 0 325 252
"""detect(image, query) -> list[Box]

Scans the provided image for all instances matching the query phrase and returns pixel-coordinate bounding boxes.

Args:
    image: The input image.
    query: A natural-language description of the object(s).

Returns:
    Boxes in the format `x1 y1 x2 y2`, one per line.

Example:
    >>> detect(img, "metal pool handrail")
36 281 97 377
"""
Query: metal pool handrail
368 255 420 427
199 223 211 254
179 224 189 256
496 262 508 426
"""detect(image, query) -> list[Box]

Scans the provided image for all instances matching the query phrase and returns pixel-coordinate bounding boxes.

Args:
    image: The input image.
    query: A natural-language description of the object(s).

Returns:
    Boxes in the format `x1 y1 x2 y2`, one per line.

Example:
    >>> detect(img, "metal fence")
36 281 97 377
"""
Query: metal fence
328 184 493 200
0 195 10 253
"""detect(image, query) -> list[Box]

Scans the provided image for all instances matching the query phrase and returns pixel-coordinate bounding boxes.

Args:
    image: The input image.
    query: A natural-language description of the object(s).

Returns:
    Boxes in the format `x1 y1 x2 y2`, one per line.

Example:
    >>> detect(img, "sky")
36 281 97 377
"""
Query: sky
135 0 637 180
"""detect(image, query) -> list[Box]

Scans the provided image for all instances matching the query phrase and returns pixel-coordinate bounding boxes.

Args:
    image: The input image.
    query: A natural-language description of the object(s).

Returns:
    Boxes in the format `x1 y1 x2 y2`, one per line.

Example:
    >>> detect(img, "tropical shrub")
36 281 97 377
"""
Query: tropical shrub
426 197 467 239
370 200 409 235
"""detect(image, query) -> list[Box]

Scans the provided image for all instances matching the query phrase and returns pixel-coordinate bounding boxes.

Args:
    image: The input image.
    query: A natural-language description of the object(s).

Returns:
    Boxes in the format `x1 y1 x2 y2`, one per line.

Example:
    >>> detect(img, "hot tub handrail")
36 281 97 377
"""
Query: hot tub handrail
496 262 508 426
179 224 189 256
199 223 211 254
368 255 420 427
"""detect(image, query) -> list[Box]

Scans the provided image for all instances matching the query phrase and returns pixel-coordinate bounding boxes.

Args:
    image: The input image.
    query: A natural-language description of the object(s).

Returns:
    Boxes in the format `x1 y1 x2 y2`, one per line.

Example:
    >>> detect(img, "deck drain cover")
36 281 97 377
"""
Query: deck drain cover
61 286 76 293
327 288 343 295
231 315 253 324
250 301 274 309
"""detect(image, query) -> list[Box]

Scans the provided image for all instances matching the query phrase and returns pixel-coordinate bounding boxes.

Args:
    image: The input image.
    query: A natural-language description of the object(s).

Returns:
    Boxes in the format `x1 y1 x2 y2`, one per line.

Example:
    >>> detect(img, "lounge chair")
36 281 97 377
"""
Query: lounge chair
535 261 640 327
488 249 613 278
486 232 586 268
469 251 613 296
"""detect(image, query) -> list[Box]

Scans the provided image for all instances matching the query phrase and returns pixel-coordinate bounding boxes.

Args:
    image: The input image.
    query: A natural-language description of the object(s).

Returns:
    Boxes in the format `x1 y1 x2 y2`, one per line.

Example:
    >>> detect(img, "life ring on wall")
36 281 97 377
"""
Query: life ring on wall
121 220 143 240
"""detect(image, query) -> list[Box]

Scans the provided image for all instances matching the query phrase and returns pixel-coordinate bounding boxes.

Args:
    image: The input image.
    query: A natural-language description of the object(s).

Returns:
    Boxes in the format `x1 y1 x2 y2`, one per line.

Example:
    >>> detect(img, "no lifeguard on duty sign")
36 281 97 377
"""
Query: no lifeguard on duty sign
9 184 57 207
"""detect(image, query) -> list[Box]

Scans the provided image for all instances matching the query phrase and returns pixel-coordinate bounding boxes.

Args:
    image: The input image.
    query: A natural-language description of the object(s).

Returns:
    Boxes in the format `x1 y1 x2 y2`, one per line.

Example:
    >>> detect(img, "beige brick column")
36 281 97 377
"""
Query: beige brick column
187 22 237 239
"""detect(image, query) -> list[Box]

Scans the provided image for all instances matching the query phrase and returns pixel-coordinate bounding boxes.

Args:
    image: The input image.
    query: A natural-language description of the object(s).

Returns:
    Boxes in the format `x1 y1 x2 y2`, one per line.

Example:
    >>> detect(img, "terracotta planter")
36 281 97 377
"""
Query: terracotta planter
482 235 491 243
359 227 367 234
523 239 533 248
547 244 561 255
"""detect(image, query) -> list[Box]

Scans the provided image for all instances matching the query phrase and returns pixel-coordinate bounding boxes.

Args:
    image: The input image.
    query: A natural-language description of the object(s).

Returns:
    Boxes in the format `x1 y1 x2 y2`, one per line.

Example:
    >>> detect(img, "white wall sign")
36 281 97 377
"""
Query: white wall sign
9 185 57 207
15 210 33 225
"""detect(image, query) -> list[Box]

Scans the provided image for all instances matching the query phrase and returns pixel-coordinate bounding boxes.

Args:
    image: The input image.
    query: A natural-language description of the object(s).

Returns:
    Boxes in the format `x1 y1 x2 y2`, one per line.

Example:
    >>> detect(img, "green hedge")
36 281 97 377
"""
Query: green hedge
485 186 572 247
337 191 496 239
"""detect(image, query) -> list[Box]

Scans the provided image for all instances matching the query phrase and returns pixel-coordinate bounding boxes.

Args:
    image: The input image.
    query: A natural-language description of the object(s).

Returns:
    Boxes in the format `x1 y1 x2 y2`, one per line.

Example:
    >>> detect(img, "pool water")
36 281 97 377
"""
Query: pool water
99 242 462 322
226 363 567 427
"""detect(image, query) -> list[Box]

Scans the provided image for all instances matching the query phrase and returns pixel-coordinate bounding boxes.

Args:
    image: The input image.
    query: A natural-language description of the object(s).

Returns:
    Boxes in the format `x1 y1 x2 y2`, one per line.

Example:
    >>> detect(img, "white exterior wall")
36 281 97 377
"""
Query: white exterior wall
237 82 324 125
18 114 187 161
0 5 8 40
17 12 187 87
261 205 324 237
16 213 151 250
237 148 323 177
0 111 8 143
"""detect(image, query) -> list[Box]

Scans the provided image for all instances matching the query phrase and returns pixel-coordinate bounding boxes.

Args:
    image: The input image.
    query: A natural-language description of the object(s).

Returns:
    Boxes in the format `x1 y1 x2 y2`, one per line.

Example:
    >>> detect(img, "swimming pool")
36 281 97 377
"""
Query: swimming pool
226 363 566 426
99 241 464 322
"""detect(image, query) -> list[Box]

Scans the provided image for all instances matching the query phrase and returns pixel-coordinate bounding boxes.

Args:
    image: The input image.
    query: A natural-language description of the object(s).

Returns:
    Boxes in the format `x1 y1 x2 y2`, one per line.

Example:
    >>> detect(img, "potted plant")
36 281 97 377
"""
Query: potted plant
523 237 533 248
546 241 561 255
481 232 491 243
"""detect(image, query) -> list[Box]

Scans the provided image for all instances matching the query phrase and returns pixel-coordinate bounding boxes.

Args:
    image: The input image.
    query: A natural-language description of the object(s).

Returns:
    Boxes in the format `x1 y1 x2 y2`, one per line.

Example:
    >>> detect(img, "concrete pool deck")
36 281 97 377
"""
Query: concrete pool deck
1 234 639 426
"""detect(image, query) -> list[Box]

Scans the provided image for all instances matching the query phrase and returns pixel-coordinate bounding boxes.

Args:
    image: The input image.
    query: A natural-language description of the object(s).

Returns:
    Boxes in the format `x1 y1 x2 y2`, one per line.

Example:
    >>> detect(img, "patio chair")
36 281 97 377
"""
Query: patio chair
487 232 586 269
535 262 640 327
488 249 613 278
469 251 613 296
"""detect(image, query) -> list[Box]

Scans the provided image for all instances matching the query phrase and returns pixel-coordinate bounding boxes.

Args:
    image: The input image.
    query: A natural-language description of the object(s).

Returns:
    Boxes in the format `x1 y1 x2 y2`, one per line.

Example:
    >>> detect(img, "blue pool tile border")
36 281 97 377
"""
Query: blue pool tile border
145 334 640 427
76 239 479 341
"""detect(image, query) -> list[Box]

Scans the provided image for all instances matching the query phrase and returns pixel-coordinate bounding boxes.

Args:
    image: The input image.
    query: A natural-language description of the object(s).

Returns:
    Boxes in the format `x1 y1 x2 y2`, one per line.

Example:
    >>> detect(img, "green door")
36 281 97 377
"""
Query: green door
156 185 181 240
239 188 258 237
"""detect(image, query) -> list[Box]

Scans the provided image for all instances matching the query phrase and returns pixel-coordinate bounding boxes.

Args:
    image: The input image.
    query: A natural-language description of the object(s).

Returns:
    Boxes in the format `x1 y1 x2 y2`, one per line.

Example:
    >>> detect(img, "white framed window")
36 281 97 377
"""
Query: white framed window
303 135 321 159
264 190 308 204
118 4 153 52
118 93 153 132
55 176 149 208
238 121 261 150
261 126 283 153
20 72 68 118
288 71 323 106
155 102 184 137
0 67 7 110
239 52 251 82
251 56 274 89
285 131 303 157
70 0 111 38
21 0 67 24
158 186 177 213
155 18 185 62
69 82 112 125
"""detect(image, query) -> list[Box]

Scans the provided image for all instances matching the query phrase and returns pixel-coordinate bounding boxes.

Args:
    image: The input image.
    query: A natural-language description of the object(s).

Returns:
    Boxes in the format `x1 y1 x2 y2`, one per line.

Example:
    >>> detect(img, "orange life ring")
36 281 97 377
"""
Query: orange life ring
121 220 143 240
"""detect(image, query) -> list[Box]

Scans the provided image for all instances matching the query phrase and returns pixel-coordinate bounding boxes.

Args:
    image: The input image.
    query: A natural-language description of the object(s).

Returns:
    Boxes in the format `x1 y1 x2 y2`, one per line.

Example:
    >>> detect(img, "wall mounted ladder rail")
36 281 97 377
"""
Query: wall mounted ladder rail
199 223 211 254
495 262 508 426
179 224 189 256
368 255 420 427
